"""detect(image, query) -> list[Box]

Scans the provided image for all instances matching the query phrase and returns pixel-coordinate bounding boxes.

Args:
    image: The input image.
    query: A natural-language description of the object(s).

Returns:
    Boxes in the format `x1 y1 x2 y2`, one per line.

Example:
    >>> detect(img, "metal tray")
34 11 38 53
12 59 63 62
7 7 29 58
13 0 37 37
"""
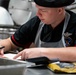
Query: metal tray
0 58 26 75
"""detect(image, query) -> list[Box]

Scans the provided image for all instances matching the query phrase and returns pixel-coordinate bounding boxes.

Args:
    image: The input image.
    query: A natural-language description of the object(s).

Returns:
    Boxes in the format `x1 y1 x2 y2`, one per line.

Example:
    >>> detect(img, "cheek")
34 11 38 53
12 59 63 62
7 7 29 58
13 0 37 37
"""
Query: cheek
44 14 57 24
45 14 54 21
48 12 58 20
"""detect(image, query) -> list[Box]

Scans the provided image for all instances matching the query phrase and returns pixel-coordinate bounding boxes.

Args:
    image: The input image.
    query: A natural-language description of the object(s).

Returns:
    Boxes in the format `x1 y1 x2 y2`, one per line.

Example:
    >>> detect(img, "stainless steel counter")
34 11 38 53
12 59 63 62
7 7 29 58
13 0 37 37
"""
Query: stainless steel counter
24 66 74 75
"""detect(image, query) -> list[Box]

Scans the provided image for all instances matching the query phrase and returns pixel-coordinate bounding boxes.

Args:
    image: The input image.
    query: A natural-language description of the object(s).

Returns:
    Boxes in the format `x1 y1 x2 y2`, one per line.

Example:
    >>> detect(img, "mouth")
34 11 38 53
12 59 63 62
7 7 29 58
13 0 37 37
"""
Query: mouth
40 19 44 21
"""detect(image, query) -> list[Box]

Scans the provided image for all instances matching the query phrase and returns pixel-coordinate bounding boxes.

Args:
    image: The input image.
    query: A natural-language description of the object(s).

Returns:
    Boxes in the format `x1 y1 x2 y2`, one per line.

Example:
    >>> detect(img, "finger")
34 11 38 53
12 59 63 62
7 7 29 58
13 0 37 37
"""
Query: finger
21 52 25 60
0 49 4 55
24 52 28 59
13 51 22 59
21 51 28 60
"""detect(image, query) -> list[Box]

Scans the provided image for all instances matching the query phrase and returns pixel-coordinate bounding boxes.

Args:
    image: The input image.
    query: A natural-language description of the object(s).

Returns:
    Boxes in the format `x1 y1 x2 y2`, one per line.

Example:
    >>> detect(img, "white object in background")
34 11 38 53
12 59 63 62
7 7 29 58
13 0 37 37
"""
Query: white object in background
66 1 76 13
0 7 14 26
8 0 32 25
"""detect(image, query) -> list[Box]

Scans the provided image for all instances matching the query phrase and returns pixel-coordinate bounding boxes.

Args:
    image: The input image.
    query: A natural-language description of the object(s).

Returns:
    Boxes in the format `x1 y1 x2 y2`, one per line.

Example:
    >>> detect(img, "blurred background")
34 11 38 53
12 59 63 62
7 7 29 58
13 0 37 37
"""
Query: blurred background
0 0 76 39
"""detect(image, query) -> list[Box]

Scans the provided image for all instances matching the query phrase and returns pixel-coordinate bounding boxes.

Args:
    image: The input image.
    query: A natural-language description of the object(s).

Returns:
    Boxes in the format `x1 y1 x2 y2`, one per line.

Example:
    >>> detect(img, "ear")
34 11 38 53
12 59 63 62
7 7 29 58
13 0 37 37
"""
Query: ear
58 7 64 14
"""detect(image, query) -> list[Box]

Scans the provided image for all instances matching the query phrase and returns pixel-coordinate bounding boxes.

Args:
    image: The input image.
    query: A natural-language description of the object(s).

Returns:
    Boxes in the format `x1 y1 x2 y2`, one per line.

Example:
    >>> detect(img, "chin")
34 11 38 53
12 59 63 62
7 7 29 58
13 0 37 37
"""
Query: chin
43 22 50 25
41 19 51 25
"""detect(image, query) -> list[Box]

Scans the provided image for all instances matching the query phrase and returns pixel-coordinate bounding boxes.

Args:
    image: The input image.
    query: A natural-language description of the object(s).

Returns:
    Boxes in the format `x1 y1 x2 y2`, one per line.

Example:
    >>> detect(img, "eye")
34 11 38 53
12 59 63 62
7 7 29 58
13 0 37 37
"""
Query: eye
41 9 47 12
